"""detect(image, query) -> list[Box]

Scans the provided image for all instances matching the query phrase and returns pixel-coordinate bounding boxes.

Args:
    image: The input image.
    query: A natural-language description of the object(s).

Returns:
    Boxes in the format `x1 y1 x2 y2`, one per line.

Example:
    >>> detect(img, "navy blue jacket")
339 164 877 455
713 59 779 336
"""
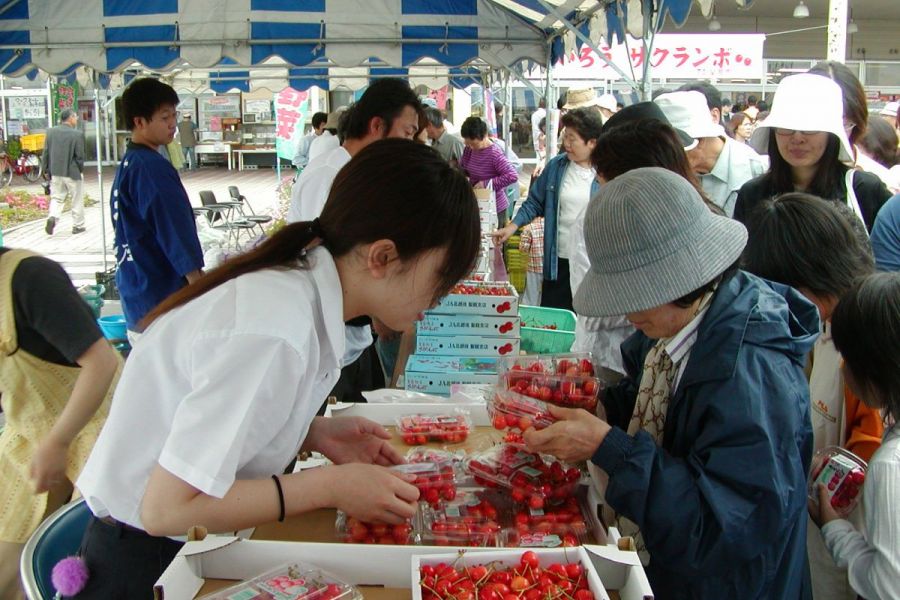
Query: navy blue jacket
512 154 601 281
593 271 817 600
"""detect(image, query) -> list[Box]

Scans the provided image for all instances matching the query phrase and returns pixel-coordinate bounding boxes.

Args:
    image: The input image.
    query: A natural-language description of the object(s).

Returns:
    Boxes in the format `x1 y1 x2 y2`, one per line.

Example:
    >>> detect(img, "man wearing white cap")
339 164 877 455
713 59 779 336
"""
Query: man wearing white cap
656 90 768 217
524 167 817 600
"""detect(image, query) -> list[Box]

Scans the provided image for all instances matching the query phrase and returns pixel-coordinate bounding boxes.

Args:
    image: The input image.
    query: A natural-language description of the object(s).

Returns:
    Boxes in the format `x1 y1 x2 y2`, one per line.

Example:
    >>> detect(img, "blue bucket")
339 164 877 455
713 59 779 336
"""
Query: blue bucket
97 315 127 340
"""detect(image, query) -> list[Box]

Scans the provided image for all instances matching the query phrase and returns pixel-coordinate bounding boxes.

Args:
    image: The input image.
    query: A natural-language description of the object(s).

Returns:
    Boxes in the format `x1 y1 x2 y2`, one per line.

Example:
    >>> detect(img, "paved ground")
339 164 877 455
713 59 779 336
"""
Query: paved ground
5 163 532 288
4 166 290 286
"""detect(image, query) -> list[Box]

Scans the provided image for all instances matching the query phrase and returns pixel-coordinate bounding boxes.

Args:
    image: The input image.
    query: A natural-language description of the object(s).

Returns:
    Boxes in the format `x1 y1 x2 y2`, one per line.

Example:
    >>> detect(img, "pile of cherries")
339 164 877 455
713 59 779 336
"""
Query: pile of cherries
418 551 596 600
423 496 503 547
809 451 867 515
392 461 458 507
490 390 557 443
467 445 581 510
508 497 588 548
449 283 514 296
341 516 413 545
503 361 600 412
398 414 471 445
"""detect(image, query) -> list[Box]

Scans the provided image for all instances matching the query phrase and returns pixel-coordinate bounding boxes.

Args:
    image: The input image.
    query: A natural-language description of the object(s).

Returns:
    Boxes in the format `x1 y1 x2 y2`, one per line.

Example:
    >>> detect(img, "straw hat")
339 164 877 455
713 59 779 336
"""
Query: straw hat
573 167 747 317
748 73 854 162
564 88 603 110
324 106 347 129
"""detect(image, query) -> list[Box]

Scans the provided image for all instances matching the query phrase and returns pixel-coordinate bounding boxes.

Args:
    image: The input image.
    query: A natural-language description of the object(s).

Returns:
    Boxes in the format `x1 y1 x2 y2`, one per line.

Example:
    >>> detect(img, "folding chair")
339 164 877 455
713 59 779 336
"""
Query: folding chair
20 499 92 599
227 185 273 236
197 190 256 250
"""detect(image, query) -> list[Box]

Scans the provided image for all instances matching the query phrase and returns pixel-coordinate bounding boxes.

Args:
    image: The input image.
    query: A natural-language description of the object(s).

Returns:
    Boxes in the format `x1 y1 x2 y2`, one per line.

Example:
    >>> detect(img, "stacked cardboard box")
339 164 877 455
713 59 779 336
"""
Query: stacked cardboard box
405 281 520 396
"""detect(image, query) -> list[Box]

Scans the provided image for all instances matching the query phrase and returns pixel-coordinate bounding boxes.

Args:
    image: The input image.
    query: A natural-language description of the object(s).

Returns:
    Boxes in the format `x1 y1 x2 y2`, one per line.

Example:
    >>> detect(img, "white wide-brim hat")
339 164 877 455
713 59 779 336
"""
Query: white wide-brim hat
748 73 854 162
573 167 748 317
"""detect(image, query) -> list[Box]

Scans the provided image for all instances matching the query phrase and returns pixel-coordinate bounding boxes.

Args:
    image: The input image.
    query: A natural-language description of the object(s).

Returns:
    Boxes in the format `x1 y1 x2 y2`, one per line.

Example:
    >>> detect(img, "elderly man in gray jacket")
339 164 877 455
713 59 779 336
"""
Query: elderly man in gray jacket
42 108 85 235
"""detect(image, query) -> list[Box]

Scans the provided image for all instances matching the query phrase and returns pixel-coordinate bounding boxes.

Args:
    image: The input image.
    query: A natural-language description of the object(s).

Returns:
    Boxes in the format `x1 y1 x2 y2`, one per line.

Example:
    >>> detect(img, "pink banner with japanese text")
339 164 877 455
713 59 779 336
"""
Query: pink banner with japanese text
553 34 766 81
275 88 310 161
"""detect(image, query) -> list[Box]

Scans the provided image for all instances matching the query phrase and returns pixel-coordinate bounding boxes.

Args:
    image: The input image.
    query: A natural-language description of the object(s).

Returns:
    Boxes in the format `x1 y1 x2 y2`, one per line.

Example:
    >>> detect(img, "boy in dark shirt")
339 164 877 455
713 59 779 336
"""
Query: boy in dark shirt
111 79 204 339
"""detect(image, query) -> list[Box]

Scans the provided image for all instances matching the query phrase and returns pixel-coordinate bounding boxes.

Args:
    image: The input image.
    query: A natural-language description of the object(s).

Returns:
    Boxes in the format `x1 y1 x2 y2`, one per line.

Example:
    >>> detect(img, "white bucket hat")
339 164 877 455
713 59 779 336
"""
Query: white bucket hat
654 91 725 140
748 73 854 162
573 167 748 317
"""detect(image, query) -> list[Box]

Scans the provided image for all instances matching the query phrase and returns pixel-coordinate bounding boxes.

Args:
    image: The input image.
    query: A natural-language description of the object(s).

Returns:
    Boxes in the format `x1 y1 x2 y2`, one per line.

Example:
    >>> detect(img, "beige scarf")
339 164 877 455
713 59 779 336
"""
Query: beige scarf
615 290 716 563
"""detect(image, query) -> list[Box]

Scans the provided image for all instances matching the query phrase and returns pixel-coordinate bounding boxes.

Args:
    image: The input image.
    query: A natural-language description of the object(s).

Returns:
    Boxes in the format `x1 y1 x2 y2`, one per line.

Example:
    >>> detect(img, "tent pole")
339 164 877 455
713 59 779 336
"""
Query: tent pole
545 43 558 164
94 78 108 272
503 70 512 153
535 0 639 90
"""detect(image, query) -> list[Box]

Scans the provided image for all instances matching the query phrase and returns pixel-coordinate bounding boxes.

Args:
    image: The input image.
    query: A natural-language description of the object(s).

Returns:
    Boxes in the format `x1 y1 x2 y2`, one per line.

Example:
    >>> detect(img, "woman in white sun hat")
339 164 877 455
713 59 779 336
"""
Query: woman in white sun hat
524 167 817 600
734 73 890 232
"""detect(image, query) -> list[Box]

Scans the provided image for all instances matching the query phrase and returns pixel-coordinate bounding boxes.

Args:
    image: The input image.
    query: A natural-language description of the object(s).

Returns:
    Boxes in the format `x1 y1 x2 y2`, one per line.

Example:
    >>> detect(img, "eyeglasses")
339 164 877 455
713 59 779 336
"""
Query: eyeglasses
774 128 823 137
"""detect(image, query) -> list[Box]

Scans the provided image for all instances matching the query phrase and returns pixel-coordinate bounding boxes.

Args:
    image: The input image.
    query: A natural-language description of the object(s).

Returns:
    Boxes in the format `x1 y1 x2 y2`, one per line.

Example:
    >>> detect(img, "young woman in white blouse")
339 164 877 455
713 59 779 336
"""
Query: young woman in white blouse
73 139 481 598
810 272 900 600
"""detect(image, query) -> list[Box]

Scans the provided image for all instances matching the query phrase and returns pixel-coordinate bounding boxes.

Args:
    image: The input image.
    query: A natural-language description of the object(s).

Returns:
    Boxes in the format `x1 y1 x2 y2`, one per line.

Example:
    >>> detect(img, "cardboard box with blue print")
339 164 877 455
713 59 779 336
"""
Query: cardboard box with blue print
430 281 518 317
405 355 500 374
416 313 520 338
404 371 498 395
403 355 499 396
415 335 519 357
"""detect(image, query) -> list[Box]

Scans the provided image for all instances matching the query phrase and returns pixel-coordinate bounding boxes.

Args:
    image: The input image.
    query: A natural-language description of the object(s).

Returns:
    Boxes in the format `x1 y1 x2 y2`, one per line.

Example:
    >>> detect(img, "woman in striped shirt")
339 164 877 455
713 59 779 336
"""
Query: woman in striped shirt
458 116 518 227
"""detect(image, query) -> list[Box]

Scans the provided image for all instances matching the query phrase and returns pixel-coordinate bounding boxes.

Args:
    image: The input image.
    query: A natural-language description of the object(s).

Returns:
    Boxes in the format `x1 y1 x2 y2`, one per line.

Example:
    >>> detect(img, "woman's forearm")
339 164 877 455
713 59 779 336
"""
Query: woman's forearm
140 464 333 536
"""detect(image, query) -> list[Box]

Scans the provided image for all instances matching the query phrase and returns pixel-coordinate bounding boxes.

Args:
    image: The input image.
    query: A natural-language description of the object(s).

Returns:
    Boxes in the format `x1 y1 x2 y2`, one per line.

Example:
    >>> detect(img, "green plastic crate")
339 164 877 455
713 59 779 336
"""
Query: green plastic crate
518 305 577 354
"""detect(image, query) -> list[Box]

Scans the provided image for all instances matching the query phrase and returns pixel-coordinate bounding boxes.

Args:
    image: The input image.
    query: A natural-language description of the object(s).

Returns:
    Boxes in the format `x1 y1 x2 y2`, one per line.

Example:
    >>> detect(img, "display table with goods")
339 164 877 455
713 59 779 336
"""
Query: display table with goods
154 401 653 599
195 142 235 170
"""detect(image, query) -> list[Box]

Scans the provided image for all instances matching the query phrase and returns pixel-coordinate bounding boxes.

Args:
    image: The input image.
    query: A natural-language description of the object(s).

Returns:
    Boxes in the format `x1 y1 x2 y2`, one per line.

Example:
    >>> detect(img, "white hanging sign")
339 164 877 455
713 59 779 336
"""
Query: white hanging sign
553 34 766 81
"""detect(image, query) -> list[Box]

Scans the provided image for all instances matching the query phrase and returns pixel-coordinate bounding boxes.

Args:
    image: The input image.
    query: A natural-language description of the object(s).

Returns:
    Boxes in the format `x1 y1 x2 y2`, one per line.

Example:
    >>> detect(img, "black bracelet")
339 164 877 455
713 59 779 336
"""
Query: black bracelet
271 474 285 523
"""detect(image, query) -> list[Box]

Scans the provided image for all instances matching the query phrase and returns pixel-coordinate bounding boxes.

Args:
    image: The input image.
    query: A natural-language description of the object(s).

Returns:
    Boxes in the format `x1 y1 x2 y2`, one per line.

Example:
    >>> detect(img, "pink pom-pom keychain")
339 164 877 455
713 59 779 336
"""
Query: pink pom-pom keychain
51 556 89 598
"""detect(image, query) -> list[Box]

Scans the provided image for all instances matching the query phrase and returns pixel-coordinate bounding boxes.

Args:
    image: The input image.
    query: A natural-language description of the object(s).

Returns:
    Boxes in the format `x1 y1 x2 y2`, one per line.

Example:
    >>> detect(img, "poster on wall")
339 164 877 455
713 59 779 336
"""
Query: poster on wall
198 95 241 130
244 99 272 119
51 81 79 125
274 88 309 161
8 96 46 120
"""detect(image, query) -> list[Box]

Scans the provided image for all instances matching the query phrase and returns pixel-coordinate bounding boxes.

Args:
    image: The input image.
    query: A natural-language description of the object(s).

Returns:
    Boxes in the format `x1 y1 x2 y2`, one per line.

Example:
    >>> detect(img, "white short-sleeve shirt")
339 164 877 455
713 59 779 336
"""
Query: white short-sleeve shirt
77 247 346 529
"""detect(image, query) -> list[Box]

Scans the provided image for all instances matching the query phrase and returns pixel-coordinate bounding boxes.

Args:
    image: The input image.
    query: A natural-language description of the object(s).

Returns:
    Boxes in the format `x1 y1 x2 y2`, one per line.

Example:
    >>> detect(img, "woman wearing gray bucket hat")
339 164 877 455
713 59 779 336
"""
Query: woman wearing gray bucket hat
524 167 819 600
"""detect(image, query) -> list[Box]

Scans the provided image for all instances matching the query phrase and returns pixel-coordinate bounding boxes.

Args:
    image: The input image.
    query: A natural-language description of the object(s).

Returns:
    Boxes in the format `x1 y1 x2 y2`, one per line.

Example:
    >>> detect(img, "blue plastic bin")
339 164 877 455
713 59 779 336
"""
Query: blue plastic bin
97 315 127 340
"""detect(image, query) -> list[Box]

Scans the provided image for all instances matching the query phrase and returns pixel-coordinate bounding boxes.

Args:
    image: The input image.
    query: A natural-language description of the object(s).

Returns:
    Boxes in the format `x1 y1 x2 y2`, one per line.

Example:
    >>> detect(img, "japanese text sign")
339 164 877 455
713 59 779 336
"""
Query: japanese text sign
275 88 309 160
553 33 766 80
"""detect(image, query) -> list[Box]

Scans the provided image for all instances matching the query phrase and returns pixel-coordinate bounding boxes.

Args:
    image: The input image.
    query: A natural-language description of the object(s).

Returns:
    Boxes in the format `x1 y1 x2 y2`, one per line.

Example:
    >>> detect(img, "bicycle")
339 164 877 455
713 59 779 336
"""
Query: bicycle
0 149 42 186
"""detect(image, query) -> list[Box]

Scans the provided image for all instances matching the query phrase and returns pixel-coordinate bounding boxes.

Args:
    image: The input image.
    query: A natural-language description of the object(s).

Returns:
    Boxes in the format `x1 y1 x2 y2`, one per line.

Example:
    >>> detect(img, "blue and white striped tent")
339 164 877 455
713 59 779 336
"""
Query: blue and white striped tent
0 0 709 90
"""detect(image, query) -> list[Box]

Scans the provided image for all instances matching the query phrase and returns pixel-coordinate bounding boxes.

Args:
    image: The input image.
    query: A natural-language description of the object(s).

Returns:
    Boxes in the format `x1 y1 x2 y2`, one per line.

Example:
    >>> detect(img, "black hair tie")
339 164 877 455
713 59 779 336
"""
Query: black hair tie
309 217 325 240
